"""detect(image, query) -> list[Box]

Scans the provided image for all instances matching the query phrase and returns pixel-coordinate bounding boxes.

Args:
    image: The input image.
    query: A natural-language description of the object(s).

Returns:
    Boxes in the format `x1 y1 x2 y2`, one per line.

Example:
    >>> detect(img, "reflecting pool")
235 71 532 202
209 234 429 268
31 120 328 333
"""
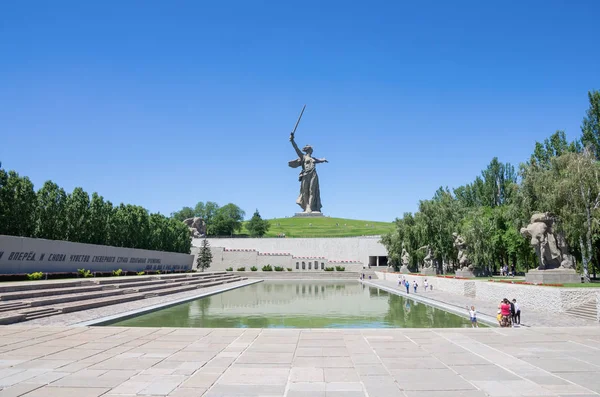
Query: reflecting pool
106 281 473 328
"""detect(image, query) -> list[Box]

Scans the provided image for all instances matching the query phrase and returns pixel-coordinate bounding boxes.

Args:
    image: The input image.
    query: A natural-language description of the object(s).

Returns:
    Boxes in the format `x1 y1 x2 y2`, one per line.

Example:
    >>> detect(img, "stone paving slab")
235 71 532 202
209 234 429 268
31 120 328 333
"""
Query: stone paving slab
365 279 600 327
0 326 599 396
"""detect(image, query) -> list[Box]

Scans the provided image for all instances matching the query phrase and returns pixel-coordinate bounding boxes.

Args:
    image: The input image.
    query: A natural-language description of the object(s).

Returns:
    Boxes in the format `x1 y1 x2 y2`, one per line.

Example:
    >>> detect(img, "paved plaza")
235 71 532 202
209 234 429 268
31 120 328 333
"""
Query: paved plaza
0 325 598 397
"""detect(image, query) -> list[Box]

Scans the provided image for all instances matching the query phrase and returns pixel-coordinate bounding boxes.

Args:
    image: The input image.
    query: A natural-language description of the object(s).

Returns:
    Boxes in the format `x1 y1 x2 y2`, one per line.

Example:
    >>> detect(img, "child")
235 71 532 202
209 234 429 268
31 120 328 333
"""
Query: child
413 280 418 293
424 279 429 291
467 305 478 328
496 310 502 326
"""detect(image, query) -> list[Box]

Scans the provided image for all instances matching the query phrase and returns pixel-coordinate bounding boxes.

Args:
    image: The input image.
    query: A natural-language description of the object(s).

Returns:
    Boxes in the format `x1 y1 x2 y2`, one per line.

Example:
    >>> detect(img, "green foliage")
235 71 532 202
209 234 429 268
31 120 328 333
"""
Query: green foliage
246 209 271 237
274 266 284 271
236 267 245 271
324 267 334 271
225 267 233 271
262 265 273 271
136 271 145 275
250 266 258 271
382 91 600 280
197 238 213 272
77 268 92 278
287 267 293 271
0 163 190 254
112 269 123 277
334 266 345 271
209 203 245 236
242 217 394 238
27 272 44 280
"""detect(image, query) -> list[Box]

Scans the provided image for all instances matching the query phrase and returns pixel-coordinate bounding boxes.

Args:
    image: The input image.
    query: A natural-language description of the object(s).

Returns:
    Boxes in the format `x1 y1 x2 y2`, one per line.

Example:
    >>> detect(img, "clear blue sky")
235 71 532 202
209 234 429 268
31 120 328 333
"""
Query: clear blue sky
1 1 599 222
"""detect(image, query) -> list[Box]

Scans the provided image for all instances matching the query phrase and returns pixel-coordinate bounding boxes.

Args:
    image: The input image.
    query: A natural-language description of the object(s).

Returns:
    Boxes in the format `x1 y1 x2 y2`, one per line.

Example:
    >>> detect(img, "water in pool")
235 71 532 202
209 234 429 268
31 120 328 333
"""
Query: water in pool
106 281 473 328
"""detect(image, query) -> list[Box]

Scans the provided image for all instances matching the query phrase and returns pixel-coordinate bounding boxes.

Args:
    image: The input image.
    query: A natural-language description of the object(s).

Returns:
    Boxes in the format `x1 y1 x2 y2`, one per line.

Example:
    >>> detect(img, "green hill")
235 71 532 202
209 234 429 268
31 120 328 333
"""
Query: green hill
240 217 395 238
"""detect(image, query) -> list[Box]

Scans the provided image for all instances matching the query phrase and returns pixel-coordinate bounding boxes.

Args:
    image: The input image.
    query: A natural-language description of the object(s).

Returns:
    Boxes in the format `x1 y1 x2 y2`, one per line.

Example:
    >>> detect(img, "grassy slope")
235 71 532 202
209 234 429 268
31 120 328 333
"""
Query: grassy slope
240 217 394 238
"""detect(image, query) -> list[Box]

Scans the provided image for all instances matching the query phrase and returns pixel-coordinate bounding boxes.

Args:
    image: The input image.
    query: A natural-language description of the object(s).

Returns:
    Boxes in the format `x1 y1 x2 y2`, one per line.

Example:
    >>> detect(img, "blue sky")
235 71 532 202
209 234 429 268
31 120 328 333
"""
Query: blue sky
1 1 599 222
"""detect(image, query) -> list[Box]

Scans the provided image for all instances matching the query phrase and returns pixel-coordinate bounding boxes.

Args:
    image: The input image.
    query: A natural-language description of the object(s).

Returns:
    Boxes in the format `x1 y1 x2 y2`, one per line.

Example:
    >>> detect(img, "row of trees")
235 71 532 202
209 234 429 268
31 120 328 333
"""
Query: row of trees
0 167 191 254
171 202 270 237
382 90 600 282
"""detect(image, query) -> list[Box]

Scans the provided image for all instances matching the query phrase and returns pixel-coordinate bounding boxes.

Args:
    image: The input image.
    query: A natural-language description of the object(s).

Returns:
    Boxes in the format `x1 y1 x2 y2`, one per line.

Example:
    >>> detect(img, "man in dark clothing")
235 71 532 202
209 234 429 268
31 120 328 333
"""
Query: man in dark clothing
508 299 516 327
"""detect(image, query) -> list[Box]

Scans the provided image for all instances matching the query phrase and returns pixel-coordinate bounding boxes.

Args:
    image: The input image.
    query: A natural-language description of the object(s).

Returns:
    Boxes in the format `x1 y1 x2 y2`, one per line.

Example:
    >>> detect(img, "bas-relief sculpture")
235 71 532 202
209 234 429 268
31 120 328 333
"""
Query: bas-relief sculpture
289 133 328 214
453 233 475 278
520 212 580 284
183 217 206 238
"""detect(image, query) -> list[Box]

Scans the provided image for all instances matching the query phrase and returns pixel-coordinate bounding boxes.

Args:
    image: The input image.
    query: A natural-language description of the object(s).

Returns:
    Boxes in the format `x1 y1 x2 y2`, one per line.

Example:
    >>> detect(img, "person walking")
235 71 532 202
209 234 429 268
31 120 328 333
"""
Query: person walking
404 279 410 294
512 299 521 325
413 280 418 293
424 279 429 291
467 305 478 328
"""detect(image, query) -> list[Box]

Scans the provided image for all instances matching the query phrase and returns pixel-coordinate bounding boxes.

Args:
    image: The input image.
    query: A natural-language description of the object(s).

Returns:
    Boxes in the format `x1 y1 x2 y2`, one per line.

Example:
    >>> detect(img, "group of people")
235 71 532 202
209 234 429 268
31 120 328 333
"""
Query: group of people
467 299 521 328
497 298 521 327
397 276 432 294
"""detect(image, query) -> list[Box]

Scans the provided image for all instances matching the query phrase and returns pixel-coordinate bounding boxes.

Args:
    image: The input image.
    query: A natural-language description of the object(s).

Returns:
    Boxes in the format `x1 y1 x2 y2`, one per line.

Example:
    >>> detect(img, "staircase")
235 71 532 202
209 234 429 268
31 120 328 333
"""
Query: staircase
566 300 598 321
0 272 247 325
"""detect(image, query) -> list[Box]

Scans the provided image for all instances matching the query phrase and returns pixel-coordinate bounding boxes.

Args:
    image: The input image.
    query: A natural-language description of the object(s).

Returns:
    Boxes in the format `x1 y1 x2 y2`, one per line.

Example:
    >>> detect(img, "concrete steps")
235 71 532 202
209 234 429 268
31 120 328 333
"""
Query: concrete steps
0 285 106 301
0 272 244 324
0 301 30 313
566 301 597 321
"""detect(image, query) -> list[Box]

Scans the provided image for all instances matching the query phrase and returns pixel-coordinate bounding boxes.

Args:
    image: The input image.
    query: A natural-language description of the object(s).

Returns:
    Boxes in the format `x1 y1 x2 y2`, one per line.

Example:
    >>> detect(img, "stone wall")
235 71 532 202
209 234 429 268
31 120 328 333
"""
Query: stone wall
191 241 368 273
376 271 599 315
196 236 387 265
0 235 194 274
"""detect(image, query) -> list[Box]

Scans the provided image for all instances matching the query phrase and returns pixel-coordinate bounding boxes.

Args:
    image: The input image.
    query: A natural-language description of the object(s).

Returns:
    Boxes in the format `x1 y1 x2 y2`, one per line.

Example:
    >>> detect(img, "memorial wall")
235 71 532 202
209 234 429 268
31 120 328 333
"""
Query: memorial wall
0 235 194 274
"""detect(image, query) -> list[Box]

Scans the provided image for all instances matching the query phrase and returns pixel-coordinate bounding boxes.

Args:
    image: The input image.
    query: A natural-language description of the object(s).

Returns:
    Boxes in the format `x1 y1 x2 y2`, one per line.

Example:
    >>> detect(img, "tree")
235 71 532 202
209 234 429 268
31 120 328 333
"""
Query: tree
171 206 195 221
246 209 270 237
65 187 90 243
35 181 68 240
208 203 245 236
197 238 213 272
581 90 600 159
0 170 36 237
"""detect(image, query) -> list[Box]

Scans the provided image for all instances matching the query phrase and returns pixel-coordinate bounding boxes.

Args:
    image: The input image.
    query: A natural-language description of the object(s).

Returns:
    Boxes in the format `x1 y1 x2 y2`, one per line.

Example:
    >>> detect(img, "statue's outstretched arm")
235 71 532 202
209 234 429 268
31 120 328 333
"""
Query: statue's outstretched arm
290 134 303 158
314 158 328 164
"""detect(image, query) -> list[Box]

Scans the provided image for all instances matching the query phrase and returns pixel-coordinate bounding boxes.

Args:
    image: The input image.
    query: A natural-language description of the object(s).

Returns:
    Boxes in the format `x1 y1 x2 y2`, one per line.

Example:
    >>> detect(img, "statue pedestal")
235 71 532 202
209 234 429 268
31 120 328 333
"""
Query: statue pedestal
525 269 581 284
399 265 410 274
420 268 436 276
293 212 324 218
456 269 475 278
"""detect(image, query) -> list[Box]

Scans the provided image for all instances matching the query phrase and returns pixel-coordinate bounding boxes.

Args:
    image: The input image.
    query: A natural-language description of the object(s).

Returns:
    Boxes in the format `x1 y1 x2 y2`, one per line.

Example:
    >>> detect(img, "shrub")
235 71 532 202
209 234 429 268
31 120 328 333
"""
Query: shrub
237 267 246 271
324 267 334 271
334 266 345 271
287 267 292 271
250 266 258 271
77 268 93 278
27 272 44 280
226 267 233 271
136 271 145 276
156 270 161 274
274 266 284 271
112 269 123 277
262 265 273 271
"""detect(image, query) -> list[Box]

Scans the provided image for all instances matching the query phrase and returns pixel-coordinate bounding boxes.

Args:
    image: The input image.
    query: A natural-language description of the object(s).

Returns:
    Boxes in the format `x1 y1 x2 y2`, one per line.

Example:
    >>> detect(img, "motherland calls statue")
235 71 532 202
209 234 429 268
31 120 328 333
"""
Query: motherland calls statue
288 106 328 214
400 247 410 274
520 212 580 284
183 217 206 238
520 213 575 270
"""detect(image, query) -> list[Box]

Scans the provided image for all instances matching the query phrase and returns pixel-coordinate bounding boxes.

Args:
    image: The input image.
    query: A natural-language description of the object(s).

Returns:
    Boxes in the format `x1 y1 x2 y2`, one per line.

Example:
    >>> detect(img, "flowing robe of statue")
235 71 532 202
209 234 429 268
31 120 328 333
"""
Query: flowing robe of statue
288 134 328 213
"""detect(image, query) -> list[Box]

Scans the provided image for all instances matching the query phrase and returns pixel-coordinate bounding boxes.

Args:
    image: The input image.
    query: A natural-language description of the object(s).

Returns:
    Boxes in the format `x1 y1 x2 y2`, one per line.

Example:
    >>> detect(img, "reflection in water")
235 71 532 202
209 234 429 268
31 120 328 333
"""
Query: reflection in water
107 281 472 329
